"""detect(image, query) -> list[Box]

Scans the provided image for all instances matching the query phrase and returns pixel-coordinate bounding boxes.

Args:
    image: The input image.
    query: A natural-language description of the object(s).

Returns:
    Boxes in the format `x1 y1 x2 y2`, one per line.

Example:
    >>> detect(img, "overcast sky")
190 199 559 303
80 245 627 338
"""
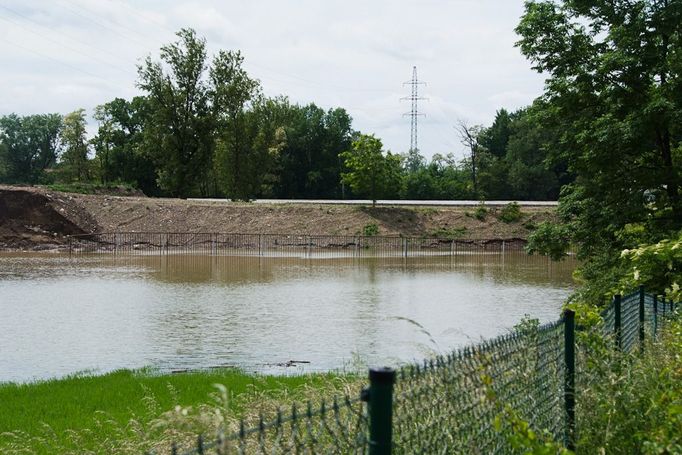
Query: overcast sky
0 0 545 160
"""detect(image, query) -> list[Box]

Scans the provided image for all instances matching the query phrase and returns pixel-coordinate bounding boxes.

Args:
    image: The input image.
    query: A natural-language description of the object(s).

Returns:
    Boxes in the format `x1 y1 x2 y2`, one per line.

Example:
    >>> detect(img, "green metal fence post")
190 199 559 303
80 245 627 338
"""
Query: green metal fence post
639 285 645 352
367 367 395 455
653 294 658 338
614 294 622 351
563 309 576 451
670 298 674 313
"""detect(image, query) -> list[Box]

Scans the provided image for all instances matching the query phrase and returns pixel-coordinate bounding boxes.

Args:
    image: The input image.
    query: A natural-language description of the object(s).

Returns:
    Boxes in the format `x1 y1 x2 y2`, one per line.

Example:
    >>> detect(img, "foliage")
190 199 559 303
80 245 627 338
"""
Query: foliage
44 181 139 195
515 0 682 299
618 231 682 301
575 319 682 454
362 223 379 236
340 134 402 206
525 222 572 261
91 97 156 194
431 226 468 239
494 406 572 455
137 28 215 196
474 203 488 221
498 201 523 223
0 113 62 184
476 107 568 201
60 109 90 182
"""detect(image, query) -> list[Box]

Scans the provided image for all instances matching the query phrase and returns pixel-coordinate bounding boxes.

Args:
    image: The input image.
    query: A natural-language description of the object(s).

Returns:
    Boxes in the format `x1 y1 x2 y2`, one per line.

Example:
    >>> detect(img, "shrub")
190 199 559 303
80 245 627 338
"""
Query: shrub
498 202 522 223
474 203 488 221
362 223 379 236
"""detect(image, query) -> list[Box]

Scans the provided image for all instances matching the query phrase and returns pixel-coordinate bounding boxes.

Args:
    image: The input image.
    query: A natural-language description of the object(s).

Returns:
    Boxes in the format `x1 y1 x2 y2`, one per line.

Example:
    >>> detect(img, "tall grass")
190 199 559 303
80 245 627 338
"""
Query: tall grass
0 368 360 454
575 318 682 453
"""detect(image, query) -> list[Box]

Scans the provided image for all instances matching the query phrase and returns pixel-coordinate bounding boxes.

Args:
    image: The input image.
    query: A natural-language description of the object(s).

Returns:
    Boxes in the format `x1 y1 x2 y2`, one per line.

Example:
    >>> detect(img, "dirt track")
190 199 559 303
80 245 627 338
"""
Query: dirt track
0 185 556 250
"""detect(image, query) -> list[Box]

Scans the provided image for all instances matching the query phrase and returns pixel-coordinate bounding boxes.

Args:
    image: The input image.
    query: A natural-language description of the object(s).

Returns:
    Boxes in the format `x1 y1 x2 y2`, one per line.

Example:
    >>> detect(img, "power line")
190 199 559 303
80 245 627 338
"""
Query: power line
401 66 427 153
0 9 134 76
0 35 114 83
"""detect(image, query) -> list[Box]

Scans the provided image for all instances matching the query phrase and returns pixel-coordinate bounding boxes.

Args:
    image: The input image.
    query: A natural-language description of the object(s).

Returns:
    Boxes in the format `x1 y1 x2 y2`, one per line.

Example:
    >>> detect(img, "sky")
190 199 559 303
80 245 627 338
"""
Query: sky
0 0 546 160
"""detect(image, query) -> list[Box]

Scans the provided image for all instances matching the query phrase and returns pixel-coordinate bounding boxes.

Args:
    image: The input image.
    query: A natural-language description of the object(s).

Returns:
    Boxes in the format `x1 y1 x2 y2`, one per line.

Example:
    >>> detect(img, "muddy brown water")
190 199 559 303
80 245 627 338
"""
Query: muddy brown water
0 253 576 383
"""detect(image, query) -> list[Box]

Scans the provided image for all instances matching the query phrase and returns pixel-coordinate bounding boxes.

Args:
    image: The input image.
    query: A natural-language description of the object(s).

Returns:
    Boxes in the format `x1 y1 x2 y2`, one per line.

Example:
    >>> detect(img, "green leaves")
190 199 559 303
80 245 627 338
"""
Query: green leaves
0 113 63 184
340 134 401 206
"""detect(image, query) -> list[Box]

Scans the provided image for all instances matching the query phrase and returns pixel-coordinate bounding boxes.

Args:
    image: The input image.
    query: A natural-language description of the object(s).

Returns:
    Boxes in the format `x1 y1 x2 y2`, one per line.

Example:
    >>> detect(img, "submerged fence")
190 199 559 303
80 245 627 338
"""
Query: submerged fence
161 287 677 454
67 232 527 258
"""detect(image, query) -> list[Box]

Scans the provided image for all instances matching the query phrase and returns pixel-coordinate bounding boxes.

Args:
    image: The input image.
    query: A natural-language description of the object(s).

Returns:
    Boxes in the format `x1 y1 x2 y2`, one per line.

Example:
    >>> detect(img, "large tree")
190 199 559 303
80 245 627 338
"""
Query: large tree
137 28 215 197
212 50 262 200
60 109 90 182
0 113 62 183
92 97 156 193
517 0 682 297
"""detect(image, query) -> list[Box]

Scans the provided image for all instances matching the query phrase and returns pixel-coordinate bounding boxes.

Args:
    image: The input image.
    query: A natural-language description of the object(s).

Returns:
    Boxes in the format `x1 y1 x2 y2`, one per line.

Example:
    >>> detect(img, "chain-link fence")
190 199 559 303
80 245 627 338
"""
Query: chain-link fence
160 288 676 454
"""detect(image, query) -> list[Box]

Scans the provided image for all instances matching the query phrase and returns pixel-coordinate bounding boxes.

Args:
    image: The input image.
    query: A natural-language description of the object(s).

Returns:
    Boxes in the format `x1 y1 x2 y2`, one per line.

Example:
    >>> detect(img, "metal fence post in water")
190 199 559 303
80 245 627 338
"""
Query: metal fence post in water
563 309 576 451
639 286 646 352
614 294 622 351
365 367 395 455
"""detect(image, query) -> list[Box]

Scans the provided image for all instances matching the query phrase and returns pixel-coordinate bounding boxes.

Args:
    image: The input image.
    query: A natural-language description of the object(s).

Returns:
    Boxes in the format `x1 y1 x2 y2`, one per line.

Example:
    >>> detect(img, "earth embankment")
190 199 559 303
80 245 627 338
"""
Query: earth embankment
0 185 556 250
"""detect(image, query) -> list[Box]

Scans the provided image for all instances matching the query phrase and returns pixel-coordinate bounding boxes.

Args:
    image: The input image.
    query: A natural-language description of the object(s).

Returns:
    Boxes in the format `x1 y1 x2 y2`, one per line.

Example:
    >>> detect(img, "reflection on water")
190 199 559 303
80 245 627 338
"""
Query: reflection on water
0 253 576 382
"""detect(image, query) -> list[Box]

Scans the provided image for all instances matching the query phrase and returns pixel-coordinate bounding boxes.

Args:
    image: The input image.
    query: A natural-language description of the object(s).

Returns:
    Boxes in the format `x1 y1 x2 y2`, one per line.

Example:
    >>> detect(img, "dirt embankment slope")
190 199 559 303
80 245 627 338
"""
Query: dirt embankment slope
0 185 556 250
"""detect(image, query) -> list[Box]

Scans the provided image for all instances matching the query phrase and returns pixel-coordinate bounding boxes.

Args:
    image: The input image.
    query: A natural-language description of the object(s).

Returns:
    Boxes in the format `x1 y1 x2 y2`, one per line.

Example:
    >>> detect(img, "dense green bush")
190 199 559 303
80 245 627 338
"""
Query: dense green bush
362 223 379 236
525 222 571 261
498 202 523 223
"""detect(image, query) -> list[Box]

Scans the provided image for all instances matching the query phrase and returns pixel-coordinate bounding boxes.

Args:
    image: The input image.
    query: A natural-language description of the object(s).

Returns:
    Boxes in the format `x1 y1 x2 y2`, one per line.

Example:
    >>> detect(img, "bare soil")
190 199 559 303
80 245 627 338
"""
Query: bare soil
0 185 556 250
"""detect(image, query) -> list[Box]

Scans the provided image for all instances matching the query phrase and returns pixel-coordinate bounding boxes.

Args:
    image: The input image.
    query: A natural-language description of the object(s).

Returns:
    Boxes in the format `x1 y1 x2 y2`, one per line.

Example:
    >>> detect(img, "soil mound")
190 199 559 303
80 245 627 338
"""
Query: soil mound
0 186 99 249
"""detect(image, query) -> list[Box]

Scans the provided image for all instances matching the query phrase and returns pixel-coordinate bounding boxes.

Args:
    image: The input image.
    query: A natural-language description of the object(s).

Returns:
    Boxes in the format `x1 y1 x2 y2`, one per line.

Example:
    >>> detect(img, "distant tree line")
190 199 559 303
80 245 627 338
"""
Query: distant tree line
0 28 570 201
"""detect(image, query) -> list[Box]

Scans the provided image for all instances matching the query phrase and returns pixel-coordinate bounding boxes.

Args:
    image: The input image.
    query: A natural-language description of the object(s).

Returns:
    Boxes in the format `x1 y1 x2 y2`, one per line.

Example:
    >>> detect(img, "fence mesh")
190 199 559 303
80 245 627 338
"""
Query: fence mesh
391 320 565 454
176 395 368 454
162 289 676 454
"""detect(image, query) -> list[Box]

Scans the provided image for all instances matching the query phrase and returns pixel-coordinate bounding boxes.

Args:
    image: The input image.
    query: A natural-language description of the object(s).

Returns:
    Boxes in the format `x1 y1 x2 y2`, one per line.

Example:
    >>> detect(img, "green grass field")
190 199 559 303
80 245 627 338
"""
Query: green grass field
0 368 352 454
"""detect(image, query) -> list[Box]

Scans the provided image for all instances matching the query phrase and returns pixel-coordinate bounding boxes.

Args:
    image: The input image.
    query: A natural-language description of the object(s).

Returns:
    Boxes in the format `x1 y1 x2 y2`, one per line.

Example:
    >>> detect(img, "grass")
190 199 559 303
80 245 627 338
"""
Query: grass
0 368 353 454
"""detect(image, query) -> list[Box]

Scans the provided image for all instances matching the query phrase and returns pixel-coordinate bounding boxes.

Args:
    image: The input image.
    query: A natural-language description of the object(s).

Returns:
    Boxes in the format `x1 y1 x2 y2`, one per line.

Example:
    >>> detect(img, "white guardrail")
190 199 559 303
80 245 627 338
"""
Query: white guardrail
187 199 559 207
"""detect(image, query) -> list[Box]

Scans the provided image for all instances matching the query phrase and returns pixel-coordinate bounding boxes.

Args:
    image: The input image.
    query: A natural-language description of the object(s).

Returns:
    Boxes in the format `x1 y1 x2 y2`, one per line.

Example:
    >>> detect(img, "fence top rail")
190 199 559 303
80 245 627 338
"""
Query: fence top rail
395 317 564 381
67 232 528 242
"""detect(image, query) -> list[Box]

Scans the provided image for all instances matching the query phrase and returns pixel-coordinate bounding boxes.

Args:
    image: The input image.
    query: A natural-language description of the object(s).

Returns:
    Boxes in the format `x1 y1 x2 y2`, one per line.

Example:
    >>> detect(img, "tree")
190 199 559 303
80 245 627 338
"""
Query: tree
0 113 62 183
457 120 483 198
274 103 354 199
478 109 512 158
340 134 402 206
92 97 156 193
137 28 214 197
60 109 90 181
212 50 262 200
516 0 682 300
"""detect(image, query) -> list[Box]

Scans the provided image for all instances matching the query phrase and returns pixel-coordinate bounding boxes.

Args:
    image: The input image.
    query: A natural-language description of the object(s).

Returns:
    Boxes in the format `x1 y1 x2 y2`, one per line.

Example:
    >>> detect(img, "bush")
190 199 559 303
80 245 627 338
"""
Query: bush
576 319 682 453
498 202 523 223
362 223 379 236
525 222 571 260
474 203 488 221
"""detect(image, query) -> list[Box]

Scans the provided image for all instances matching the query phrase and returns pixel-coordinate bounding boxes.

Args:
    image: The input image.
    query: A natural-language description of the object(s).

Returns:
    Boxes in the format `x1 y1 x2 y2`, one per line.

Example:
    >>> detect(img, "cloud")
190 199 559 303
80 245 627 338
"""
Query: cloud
0 0 544 160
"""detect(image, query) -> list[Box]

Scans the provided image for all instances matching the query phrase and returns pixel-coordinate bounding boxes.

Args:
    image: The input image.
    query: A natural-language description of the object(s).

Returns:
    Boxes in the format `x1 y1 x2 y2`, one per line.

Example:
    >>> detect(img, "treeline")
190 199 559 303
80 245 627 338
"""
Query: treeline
0 28 569 201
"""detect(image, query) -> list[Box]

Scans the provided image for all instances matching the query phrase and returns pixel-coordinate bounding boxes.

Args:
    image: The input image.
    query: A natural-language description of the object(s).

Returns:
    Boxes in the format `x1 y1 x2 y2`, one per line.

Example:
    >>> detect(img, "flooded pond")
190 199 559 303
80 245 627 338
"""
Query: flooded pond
0 253 576 382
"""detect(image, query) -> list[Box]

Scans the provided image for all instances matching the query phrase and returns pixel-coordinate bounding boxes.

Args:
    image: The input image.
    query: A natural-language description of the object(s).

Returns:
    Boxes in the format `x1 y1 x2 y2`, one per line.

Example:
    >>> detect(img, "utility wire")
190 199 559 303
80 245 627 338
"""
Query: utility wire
0 35 118 84
0 11 134 76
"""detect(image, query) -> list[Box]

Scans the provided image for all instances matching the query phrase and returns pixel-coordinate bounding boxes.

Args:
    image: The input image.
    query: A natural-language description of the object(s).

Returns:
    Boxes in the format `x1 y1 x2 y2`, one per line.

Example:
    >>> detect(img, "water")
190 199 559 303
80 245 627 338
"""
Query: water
0 253 576 383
